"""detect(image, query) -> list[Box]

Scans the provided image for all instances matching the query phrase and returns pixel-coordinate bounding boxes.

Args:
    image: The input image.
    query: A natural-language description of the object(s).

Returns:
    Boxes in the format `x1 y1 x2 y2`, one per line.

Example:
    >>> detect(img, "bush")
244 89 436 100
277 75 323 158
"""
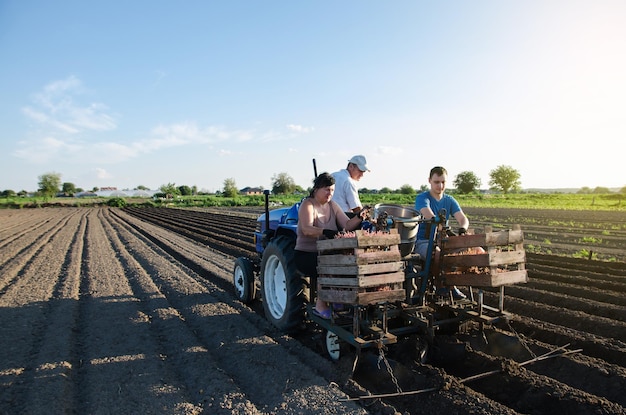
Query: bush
107 197 127 208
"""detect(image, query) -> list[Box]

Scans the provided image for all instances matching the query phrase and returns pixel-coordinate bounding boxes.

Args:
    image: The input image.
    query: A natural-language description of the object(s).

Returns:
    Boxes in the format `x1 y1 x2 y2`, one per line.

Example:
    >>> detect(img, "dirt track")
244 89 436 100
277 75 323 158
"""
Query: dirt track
1 206 625 414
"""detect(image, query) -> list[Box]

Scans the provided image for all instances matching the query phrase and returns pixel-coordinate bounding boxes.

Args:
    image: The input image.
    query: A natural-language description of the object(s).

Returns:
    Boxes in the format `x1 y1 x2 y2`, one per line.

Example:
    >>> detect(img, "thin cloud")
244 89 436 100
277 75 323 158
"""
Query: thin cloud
94 168 112 179
13 136 82 163
14 77 299 165
376 145 404 156
287 124 314 133
22 75 117 133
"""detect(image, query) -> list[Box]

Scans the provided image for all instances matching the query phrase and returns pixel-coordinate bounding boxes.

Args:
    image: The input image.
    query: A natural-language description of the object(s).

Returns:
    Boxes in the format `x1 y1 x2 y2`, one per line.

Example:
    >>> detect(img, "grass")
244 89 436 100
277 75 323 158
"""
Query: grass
1 192 625 211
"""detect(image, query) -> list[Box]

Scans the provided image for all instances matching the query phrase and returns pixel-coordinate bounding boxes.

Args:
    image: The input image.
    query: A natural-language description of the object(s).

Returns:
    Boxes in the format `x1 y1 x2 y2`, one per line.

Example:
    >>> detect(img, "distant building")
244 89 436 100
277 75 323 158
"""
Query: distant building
240 187 263 195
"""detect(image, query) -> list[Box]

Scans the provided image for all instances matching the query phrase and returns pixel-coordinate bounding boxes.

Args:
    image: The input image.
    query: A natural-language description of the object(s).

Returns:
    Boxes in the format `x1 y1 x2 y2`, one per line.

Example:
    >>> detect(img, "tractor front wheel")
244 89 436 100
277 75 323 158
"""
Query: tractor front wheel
260 236 307 333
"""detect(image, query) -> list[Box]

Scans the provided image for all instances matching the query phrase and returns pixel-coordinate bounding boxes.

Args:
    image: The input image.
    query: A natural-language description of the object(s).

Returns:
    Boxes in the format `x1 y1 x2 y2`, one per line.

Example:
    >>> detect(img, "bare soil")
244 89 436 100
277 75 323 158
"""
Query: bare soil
1 206 625 414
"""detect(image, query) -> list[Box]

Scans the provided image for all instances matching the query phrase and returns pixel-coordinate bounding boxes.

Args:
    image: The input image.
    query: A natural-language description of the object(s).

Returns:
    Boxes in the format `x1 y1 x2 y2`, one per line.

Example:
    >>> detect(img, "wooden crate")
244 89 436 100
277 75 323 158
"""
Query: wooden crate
440 225 528 288
316 230 406 305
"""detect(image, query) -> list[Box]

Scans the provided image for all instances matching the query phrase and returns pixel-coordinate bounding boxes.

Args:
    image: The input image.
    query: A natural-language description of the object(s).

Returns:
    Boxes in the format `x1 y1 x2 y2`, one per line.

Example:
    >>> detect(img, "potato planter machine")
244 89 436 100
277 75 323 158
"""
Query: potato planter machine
233 191 528 363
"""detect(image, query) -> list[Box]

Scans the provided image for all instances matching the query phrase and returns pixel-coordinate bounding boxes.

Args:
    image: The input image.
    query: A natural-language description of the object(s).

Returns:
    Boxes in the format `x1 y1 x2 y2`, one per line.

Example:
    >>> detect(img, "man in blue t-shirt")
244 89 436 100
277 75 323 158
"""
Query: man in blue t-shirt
414 166 470 299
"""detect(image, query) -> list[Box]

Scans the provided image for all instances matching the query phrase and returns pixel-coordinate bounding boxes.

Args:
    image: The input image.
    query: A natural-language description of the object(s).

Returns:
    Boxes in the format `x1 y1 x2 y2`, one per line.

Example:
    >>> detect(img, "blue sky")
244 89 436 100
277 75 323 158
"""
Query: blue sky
1 1 625 193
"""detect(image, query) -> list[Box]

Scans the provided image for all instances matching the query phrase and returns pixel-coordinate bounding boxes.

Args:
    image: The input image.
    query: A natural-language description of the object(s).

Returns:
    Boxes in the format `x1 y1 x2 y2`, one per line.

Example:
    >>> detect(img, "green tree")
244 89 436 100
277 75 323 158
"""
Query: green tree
38 172 62 198
399 184 415 195
593 186 611 194
159 182 180 197
136 185 149 190
62 182 77 196
178 185 192 196
223 178 239 198
577 187 592 194
454 171 482 194
1 189 16 198
489 165 521 194
271 172 296 195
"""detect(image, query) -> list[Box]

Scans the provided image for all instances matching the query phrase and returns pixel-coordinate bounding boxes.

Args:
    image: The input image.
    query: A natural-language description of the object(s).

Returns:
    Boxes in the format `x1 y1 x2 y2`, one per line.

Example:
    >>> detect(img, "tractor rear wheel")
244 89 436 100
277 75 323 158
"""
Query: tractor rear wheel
233 257 256 304
260 236 307 333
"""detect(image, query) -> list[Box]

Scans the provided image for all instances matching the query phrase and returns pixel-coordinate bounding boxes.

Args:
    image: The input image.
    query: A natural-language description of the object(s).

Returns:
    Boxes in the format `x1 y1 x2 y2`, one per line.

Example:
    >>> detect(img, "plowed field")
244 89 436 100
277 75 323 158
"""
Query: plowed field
1 206 625 415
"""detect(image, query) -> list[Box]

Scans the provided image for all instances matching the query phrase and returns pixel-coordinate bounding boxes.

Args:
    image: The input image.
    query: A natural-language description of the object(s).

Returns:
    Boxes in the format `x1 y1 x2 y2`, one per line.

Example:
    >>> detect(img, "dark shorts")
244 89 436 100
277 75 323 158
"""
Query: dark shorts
294 250 318 277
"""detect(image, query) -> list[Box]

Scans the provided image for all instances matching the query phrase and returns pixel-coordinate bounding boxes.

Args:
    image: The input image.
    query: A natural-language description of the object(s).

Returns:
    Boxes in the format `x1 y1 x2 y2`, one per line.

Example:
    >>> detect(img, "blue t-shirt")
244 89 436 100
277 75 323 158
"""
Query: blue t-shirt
414 191 462 240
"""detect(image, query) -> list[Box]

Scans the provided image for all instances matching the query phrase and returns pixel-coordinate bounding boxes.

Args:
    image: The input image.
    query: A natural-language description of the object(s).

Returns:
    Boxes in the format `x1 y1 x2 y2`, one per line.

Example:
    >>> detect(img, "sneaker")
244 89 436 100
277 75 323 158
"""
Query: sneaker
451 286 467 300
332 303 345 311
436 287 466 300
311 308 332 319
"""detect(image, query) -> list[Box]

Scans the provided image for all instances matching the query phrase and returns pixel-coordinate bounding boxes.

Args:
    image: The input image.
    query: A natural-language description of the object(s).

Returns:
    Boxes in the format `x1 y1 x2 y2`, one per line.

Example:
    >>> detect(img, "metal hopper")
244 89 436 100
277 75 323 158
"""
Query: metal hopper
373 204 422 257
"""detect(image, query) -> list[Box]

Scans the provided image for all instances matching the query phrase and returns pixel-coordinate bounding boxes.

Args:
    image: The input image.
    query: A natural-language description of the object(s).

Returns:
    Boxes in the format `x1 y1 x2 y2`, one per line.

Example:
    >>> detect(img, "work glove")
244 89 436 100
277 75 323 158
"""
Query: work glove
322 229 339 239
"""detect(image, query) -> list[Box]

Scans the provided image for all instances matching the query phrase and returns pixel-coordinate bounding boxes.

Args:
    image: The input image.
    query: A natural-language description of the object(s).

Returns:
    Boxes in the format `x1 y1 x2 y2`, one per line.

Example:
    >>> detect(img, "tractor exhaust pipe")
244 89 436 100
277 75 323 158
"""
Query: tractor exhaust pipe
263 189 270 233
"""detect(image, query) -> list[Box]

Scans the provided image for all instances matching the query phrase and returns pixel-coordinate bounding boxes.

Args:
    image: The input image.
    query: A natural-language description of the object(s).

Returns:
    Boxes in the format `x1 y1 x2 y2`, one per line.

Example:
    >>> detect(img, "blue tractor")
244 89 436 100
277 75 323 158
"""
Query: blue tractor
233 190 307 333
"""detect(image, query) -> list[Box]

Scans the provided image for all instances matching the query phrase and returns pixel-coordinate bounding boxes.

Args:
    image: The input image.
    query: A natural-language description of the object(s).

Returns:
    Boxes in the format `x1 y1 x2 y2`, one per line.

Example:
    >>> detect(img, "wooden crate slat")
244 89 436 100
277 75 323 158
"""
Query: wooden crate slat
442 270 528 287
442 250 526 269
442 229 524 251
489 250 526 266
317 261 403 276
442 234 486 251
356 289 406 304
317 249 401 266
318 271 405 288
317 229 400 252
318 286 406 305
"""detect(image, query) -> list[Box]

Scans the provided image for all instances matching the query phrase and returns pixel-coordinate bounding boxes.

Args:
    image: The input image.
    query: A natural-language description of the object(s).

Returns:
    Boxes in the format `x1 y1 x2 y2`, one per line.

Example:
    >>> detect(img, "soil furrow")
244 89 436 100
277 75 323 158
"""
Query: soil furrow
529 264 626 289
524 340 626 408
0 209 86 413
2 206 626 415
73 209 182 413
504 285 626 322
109 207 368 414
22 209 89 414
499 294 626 340
509 316 626 367
0 210 79 289
522 278 626 307
101 208 254 413
453 350 624 414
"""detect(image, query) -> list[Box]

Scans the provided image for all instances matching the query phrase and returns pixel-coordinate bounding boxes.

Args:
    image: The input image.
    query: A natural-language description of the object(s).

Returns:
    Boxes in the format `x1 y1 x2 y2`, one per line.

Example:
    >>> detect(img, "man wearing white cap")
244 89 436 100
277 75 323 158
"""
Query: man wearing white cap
331 155 369 215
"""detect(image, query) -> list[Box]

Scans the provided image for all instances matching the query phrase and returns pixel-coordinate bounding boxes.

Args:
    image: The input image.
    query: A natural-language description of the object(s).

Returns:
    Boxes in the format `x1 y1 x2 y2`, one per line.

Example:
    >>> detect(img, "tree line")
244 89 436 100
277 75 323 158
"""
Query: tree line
2 166 626 199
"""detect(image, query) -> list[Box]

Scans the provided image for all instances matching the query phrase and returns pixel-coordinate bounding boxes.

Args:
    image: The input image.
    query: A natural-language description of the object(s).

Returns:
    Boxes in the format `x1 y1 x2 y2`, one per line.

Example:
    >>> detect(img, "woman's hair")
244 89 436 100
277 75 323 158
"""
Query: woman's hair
309 172 335 197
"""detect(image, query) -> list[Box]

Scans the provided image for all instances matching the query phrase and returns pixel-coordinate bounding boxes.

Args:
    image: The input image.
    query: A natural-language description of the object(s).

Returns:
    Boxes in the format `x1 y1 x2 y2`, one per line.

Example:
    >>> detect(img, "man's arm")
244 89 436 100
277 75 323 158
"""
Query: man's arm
419 206 435 219
453 211 470 232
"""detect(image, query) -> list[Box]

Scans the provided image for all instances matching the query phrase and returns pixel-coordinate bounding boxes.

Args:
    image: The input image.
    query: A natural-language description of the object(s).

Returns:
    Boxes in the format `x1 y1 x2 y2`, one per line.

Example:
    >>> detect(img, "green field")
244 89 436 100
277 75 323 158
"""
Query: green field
1 192 625 211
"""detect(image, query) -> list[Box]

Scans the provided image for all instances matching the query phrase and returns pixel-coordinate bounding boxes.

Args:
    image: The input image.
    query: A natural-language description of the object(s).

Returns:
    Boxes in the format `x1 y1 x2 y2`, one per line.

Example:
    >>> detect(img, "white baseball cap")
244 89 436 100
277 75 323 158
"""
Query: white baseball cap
349 155 369 172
